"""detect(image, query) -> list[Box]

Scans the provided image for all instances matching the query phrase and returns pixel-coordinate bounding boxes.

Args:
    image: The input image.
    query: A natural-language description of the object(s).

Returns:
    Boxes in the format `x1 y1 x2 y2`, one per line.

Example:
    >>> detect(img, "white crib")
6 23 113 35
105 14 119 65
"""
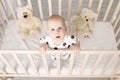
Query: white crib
0 0 120 80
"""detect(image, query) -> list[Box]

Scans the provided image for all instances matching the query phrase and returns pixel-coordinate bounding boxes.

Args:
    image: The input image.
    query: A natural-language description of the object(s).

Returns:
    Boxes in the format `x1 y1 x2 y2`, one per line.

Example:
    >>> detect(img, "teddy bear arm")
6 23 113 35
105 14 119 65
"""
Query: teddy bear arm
88 23 94 31
16 22 21 32
71 16 80 23
71 24 78 35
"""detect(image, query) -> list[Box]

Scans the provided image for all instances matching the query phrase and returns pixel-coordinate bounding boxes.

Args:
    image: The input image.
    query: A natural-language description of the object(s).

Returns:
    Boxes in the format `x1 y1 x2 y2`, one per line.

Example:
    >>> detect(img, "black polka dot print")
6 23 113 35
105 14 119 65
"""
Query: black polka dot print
63 43 66 46
54 47 58 50
68 45 70 48
71 35 74 39
40 38 42 40
46 42 49 44
43 37 45 39
72 43 75 45
54 58 56 60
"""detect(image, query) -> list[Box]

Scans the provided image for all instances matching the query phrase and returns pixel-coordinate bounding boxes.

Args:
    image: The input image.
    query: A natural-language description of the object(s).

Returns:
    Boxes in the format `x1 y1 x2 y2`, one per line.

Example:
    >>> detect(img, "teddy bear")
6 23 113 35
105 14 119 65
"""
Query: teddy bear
16 5 41 40
70 8 97 38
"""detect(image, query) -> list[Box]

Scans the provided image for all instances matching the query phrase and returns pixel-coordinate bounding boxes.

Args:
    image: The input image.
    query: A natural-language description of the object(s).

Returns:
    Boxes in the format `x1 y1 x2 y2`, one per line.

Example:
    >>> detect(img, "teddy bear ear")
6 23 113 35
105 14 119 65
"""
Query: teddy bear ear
70 15 80 22
93 13 97 19
92 13 97 21
25 4 33 11
82 8 88 13
94 13 97 17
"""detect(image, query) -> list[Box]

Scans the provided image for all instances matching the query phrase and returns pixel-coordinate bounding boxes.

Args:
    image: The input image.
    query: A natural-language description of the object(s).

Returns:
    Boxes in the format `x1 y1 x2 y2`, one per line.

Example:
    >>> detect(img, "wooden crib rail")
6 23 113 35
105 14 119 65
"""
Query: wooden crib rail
0 50 120 78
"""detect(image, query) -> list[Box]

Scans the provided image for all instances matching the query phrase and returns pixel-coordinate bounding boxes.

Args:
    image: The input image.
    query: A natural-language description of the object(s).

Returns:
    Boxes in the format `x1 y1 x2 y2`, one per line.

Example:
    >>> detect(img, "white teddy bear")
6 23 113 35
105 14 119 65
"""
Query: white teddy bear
16 5 41 40
71 8 97 38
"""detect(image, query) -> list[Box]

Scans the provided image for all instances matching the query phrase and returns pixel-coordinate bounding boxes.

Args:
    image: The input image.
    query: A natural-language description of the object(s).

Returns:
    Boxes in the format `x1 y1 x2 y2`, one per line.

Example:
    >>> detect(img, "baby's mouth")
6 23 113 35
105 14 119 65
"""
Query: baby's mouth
56 36 60 38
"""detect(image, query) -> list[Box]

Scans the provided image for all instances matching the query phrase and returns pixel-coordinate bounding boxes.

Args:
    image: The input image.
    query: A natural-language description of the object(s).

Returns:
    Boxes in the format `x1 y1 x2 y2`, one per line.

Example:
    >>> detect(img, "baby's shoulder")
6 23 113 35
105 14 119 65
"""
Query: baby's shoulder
65 35 77 40
40 35 50 39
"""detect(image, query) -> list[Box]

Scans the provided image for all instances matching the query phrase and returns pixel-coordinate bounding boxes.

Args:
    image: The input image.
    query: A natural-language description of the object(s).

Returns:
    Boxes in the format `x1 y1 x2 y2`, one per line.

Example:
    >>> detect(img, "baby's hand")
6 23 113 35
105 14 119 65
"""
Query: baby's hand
72 46 80 54
39 44 47 53
39 44 51 53
39 46 46 53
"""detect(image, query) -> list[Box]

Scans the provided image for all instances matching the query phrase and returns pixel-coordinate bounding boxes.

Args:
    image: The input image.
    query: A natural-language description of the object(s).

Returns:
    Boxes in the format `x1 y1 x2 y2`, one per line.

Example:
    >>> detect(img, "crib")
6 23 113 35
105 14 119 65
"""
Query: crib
0 0 120 80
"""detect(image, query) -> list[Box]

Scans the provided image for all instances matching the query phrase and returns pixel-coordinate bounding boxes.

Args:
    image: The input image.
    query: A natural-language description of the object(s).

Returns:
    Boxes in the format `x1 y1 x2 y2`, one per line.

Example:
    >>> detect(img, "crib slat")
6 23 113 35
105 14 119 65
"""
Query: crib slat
112 65 120 75
91 54 104 74
16 0 22 6
115 25 120 38
0 16 6 27
69 53 75 75
27 54 38 75
88 0 93 8
0 0 9 22
48 0 52 17
38 0 44 20
80 54 90 74
7 0 16 19
27 0 33 10
0 54 17 74
103 0 114 21
113 14 120 29
67 0 72 21
12 54 28 75
102 55 116 74
41 54 49 75
77 0 82 15
57 54 61 75
0 68 7 75
96 0 103 21
58 0 62 15
111 0 120 23
117 38 120 47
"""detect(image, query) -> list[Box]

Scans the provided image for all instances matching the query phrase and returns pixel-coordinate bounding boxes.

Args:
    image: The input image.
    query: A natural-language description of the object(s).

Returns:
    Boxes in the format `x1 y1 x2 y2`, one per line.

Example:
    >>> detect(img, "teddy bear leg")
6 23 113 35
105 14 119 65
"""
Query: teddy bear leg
83 32 92 38
29 30 40 38
71 25 79 36
20 31 29 40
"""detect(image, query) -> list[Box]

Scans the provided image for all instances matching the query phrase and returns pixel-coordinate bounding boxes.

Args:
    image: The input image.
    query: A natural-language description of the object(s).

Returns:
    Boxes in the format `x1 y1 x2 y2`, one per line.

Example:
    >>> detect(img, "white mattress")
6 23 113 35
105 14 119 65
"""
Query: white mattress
0 20 117 50
79 22 117 50
0 20 119 75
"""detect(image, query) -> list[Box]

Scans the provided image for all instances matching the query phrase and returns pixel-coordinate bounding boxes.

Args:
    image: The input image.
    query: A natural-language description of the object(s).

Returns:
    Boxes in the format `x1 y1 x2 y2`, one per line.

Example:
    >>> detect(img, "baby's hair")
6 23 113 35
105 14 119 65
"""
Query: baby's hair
47 14 66 30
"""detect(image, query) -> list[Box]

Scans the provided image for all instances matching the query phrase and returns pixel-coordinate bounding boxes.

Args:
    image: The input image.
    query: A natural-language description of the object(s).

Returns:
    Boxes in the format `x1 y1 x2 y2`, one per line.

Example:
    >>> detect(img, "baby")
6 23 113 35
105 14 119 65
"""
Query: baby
39 15 80 66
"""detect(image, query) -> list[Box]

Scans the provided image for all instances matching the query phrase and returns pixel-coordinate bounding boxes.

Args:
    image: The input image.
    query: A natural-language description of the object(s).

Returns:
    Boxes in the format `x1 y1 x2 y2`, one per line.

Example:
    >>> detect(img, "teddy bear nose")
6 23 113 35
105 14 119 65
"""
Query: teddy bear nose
24 15 28 18
86 19 88 21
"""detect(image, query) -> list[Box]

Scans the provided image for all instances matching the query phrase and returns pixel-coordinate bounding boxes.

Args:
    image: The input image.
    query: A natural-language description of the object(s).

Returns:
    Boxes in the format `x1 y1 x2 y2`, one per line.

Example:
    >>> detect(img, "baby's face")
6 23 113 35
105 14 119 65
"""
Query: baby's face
48 20 66 44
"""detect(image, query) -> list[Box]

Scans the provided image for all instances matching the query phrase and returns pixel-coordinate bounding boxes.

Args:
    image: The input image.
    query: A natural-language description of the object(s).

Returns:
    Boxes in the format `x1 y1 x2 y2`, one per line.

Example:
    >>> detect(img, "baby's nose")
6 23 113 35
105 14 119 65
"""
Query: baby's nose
56 29 60 32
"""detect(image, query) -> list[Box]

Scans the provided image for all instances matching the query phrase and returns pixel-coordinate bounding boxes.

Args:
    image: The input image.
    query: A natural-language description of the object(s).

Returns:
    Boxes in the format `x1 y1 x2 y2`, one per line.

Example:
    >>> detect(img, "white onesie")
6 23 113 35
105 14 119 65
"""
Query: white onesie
39 35 78 66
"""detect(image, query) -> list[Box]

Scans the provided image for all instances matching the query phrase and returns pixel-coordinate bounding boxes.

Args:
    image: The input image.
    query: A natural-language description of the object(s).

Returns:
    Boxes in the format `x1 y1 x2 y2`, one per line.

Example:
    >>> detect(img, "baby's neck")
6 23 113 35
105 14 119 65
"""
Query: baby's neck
53 39 64 46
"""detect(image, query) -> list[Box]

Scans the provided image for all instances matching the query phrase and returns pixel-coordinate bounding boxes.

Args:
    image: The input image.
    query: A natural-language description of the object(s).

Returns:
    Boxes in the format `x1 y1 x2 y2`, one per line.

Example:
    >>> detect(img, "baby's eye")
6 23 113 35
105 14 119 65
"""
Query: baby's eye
58 27 62 30
85 16 87 18
51 28 55 31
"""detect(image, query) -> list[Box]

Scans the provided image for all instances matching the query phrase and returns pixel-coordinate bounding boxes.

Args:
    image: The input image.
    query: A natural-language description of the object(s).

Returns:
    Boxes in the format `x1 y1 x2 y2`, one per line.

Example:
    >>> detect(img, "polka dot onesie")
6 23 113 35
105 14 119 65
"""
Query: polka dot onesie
39 35 78 64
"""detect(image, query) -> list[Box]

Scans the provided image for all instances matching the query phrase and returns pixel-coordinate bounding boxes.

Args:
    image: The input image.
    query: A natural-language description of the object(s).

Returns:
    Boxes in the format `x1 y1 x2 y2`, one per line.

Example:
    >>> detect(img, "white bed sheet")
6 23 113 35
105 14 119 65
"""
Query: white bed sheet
79 22 117 50
0 20 117 50
0 20 119 75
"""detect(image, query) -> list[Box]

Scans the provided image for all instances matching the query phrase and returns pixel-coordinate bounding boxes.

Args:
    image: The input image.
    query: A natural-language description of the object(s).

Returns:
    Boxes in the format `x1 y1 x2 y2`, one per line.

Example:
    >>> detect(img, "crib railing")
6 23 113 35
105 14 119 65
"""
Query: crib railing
0 50 120 78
